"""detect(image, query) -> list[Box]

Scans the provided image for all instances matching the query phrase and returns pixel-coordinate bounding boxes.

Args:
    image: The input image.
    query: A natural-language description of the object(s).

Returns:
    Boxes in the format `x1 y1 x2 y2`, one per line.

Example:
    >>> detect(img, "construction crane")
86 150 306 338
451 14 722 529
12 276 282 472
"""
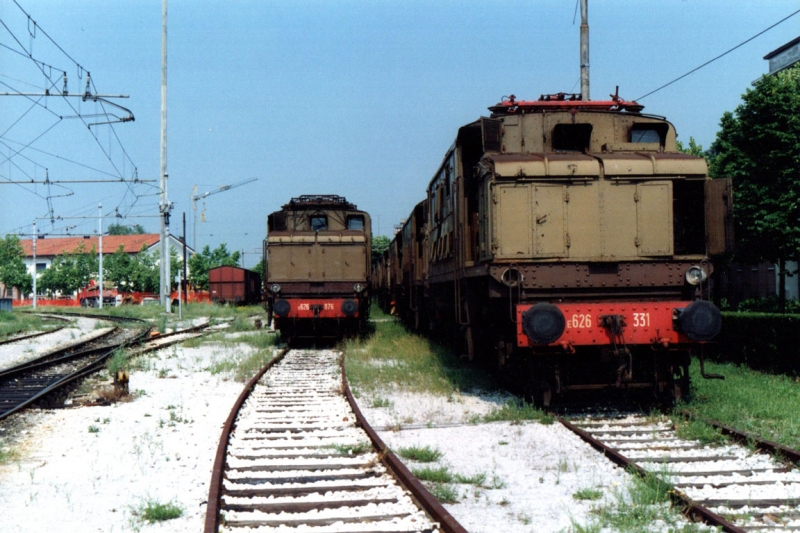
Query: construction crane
191 177 257 249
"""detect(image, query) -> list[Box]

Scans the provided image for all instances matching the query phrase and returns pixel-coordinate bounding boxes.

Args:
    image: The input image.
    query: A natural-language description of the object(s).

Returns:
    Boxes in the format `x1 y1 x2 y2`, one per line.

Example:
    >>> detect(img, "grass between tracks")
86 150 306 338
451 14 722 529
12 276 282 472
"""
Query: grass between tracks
342 304 494 395
571 468 707 533
342 304 553 424
678 358 800 450
0 310 59 340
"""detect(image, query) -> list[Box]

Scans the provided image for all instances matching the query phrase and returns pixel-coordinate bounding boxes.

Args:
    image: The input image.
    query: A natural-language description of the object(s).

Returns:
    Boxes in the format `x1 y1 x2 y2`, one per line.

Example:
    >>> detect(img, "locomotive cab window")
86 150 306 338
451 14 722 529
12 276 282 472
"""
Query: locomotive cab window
310 215 327 232
631 124 668 145
268 212 286 231
346 215 365 231
552 123 592 152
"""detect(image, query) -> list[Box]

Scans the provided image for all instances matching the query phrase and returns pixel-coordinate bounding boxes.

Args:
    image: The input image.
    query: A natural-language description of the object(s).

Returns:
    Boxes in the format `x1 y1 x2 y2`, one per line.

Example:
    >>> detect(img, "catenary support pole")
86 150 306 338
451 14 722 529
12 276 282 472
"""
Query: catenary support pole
98 203 104 309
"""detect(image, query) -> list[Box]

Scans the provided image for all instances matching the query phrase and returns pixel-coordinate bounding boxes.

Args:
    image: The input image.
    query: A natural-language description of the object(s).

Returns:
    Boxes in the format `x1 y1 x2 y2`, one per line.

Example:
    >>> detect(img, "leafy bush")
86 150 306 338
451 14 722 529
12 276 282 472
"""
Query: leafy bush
711 312 800 375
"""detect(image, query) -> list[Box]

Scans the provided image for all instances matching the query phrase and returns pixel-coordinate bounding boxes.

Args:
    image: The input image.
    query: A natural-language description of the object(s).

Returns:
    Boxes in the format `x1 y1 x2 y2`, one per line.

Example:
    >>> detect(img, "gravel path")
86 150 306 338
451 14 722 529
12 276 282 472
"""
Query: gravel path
0 328 708 532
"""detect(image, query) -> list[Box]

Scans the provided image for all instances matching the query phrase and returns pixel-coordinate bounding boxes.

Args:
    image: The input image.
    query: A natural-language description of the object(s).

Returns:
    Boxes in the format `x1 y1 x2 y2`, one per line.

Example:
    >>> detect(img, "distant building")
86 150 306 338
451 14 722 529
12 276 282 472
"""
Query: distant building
765 37 800 301
764 36 800 75
8 233 194 299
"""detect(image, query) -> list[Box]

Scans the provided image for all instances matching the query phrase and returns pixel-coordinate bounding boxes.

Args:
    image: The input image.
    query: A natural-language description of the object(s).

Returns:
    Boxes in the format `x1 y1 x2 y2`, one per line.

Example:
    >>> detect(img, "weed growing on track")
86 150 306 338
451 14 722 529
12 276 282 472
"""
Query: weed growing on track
570 469 706 532
207 341 278 382
674 417 728 445
0 444 19 465
106 348 129 377
413 466 454 483
427 483 460 503
131 498 184 524
683 359 800 449
477 398 555 425
397 445 443 463
573 487 603 501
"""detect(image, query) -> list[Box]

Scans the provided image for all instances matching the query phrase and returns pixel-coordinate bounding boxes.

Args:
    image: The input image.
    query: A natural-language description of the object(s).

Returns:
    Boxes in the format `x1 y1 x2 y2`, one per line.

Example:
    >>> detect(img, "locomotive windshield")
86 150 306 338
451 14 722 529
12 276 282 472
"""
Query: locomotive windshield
630 124 667 144
310 215 327 231
347 215 365 231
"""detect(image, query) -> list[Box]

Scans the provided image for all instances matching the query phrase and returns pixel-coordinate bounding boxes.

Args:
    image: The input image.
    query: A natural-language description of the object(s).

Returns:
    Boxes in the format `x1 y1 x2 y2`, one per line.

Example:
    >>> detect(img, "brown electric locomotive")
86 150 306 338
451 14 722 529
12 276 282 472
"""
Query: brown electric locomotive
264 195 371 339
383 92 733 405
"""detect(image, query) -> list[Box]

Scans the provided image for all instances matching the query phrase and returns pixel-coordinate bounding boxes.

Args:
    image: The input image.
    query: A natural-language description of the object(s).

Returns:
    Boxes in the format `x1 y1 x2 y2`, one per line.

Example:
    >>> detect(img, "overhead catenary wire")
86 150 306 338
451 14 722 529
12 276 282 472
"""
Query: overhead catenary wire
637 9 800 101
2 0 147 232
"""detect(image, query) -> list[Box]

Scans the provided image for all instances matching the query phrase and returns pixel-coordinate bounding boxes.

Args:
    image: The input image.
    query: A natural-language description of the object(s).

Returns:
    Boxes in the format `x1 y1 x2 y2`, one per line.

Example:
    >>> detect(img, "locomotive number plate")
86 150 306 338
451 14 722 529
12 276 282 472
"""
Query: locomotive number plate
569 314 593 329
297 303 335 311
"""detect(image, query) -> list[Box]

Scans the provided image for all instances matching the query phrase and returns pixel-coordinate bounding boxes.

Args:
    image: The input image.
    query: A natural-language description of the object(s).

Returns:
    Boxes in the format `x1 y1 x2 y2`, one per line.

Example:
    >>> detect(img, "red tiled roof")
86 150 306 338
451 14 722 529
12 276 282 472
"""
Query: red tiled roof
19 234 161 258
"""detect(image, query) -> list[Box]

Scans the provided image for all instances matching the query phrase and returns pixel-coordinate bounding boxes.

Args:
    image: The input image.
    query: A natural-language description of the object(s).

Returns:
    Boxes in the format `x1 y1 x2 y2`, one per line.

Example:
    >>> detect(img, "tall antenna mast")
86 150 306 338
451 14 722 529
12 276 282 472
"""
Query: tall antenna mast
580 0 590 101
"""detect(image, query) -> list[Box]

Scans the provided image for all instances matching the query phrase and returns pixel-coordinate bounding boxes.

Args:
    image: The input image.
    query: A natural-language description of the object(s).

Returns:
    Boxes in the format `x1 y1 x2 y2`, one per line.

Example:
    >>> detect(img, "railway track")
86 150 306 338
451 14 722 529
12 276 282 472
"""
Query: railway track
0 315 70 347
0 326 147 421
0 319 211 421
205 348 466 533
561 414 800 532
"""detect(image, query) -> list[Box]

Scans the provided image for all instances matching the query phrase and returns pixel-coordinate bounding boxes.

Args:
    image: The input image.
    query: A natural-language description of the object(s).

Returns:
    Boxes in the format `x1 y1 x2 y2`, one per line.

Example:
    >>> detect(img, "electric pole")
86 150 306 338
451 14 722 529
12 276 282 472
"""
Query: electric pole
159 0 173 312
580 0 590 101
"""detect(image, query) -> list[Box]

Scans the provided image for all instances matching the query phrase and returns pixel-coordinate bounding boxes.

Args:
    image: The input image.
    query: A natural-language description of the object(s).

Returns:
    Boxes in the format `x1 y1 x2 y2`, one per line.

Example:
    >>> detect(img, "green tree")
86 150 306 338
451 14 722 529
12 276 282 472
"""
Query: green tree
107 223 146 235
0 235 32 297
371 234 390 265
103 245 135 290
251 258 266 277
676 137 707 159
102 245 182 293
710 65 800 308
187 243 240 290
37 243 98 296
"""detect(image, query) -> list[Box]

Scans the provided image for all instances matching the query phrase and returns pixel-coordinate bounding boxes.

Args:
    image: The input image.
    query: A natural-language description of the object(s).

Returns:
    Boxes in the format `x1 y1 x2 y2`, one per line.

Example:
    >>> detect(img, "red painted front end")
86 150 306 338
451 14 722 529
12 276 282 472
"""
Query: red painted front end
516 301 691 348
274 298 359 319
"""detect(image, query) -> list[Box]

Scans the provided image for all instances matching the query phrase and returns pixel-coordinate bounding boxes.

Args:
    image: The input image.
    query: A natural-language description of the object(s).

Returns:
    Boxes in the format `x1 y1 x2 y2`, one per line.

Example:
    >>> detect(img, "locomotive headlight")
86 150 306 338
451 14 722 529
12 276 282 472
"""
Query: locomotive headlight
271 283 281 293
353 283 364 293
684 266 707 286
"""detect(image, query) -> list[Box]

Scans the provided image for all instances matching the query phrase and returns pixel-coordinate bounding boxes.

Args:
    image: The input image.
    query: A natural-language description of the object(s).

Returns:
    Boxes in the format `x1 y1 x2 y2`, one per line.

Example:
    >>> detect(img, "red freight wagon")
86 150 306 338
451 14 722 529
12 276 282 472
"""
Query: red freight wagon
208 266 262 305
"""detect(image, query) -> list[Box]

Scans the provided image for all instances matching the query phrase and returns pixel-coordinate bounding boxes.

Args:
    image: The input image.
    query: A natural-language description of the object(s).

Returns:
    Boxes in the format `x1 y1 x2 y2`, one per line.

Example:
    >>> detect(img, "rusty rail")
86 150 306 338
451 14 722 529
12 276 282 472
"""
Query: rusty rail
203 349 469 533
0 327 151 421
342 358 469 533
203 347 289 533
679 410 800 466
559 417 746 533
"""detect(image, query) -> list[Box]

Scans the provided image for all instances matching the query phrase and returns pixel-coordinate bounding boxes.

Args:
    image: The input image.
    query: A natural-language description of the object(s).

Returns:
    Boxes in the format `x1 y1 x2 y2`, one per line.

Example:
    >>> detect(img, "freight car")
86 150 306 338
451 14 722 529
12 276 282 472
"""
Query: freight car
208 266 262 305
264 195 371 339
382 92 732 405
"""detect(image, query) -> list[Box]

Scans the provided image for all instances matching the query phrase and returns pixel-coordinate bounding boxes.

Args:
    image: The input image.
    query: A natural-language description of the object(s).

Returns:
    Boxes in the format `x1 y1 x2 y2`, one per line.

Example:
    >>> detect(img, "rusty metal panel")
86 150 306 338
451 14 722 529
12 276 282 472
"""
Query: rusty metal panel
636 182 673 256
493 183 532 258
705 177 734 255
533 184 567 258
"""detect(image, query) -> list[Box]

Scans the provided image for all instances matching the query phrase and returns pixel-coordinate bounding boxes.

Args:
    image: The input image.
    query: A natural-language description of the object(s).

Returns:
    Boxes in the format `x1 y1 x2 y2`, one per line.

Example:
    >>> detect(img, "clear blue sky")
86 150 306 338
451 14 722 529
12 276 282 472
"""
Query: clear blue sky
2 0 798 267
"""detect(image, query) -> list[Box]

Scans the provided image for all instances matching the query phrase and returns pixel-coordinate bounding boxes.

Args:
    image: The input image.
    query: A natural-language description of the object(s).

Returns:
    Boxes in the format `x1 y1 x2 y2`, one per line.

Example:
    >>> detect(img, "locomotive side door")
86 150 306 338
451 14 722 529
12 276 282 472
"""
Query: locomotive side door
491 182 533 258
532 184 567 258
